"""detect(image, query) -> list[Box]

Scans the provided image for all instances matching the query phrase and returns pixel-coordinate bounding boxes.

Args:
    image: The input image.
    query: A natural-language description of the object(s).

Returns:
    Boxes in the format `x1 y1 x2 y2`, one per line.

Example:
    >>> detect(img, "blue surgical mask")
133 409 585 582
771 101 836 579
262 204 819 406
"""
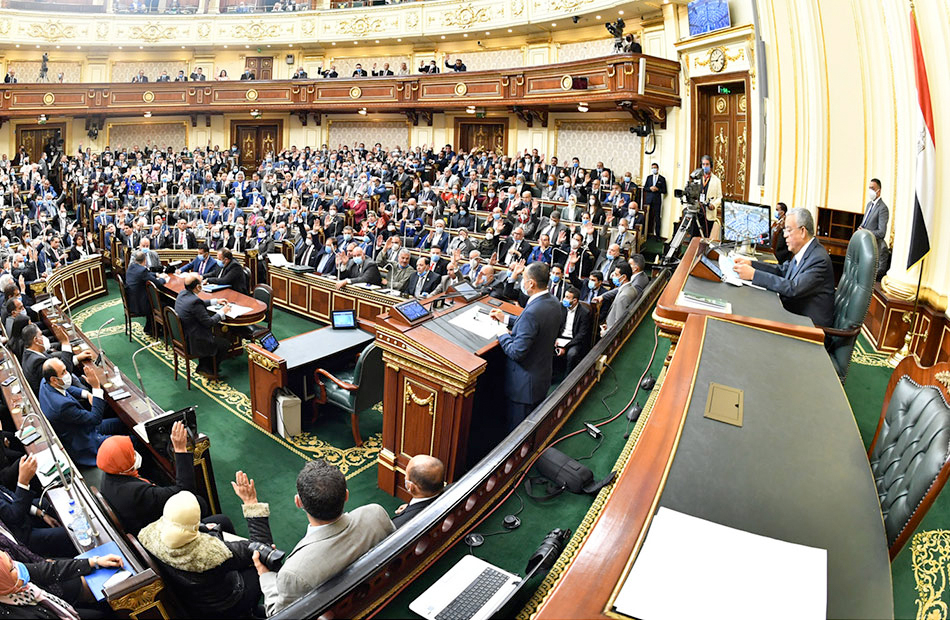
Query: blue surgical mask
492 213 501 220
325 245 333 253
562 298 571 308
13 561 29 588
353 256 363 265
343 234 352 241
611 276 621 287
551 275 560 283
587 280 596 290
702 165 711 174
548 180 555 186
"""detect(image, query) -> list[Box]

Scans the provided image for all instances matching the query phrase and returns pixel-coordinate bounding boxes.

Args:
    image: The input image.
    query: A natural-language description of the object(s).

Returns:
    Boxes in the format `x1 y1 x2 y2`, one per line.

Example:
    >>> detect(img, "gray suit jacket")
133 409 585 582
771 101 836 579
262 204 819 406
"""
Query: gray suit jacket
260 504 394 616
605 282 641 329
860 199 889 270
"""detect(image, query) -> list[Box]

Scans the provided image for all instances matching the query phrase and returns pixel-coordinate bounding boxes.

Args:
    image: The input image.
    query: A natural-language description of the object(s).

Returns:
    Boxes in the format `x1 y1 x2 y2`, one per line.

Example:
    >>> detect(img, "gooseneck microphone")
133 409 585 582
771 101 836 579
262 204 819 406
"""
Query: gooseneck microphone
93 317 115 366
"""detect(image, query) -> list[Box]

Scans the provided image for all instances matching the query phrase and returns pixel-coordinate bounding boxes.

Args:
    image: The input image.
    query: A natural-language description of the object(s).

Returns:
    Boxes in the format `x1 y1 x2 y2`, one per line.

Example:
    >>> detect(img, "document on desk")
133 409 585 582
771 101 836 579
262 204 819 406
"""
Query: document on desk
719 253 767 290
35 445 71 487
613 507 826 620
448 306 509 340
223 304 252 319
267 252 290 267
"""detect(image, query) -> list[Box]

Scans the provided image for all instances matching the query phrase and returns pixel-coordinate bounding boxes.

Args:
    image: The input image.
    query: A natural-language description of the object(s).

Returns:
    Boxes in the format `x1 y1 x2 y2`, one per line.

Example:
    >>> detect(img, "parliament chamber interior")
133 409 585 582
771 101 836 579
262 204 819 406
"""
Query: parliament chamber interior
0 0 943 617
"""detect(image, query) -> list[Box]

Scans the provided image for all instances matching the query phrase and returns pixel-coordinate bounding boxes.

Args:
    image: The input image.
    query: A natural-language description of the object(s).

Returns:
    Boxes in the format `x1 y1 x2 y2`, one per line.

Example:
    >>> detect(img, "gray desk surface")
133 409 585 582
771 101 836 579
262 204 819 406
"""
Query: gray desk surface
277 327 374 370
683 274 815 327
657 318 892 619
423 301 501 354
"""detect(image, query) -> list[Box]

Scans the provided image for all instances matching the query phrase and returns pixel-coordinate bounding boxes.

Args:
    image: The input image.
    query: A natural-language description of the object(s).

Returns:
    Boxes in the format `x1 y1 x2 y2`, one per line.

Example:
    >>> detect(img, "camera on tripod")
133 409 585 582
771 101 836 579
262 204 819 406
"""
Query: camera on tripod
674 168 705 214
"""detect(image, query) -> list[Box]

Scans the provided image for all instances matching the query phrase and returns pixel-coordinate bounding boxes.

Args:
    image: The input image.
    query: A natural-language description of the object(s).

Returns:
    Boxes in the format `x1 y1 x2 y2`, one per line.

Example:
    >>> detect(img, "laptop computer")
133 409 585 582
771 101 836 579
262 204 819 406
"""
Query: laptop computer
409 555 521 620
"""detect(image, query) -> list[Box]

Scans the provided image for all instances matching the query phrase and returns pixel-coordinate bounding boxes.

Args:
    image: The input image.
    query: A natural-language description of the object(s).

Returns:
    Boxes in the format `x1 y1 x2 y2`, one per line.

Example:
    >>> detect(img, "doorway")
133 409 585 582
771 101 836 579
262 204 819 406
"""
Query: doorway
244 57 274 80
691 75 750 201
16 123 66 166
230 121 282 172
454 119 508 156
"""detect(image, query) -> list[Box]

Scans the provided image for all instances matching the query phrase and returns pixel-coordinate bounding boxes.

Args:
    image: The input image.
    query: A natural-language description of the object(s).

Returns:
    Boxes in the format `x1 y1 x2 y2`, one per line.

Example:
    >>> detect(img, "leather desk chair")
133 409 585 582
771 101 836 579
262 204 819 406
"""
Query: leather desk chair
145 280 167 344
313 343 384 447
116 273 143 342
823 228 878 381
868 356 950 559
249 284 274 340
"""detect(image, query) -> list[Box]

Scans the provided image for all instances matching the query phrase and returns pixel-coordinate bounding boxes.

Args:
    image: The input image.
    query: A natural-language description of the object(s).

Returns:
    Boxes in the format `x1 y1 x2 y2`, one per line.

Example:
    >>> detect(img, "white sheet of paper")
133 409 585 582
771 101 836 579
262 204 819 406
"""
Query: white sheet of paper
132 422 148 443
613 508 827 620
448 306 506 340
35 445 70 487
224 304 252 319
267 253 290 267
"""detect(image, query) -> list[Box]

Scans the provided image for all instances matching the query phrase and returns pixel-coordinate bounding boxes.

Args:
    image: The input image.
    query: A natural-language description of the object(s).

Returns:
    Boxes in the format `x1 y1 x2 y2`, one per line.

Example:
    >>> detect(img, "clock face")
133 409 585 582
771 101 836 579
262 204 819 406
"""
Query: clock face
709 48 726 72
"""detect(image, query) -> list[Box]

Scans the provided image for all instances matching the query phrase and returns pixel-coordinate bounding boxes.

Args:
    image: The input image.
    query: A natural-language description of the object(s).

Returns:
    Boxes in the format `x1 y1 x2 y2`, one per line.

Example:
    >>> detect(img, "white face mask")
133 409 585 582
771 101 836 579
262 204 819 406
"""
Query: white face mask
133 451 143 470
867 188 877 203
60 372 72 388
570 239 580 249
41 336 51 352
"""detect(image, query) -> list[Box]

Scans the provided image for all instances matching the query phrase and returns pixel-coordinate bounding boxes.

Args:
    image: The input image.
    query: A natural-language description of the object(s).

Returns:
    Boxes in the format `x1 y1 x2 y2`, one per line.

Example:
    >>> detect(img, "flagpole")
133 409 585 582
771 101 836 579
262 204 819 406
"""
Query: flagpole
887 258 925 367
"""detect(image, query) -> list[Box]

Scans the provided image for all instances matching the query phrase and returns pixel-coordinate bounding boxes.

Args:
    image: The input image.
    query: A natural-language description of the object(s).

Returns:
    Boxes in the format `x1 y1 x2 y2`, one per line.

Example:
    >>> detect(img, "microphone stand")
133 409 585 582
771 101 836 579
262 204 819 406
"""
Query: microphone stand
20 410 74 504
58 284 77 343
131 341 165 418
93 317 115 366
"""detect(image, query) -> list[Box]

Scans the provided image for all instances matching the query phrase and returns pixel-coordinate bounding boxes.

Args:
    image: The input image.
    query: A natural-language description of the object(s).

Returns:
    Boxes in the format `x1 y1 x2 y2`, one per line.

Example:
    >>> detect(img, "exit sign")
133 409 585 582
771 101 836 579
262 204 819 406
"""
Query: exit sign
717 86 732 95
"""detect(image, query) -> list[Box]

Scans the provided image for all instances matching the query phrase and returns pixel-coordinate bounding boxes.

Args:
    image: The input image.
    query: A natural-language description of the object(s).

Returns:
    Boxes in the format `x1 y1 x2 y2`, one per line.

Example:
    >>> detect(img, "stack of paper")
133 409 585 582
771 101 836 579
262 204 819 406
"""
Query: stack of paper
613 508 826 620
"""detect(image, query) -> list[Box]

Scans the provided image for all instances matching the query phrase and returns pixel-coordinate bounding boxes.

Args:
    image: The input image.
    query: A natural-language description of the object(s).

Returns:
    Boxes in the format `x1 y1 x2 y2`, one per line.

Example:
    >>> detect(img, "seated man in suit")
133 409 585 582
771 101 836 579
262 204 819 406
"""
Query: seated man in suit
205 248 248 295
177 246 221 279
20 324 92 396
593 244 624 282
601 262 640 332
174 274 232 376
335 247 382 289
489 262 563 431
171 220 198 250
382 248 413 294
733 207 835 327
433 261 467 296
256 459 394 615
0 453 74 556
405 257 441 298
38 358 127 468
392 455 445 528
125 251 168 333
556 286 593 373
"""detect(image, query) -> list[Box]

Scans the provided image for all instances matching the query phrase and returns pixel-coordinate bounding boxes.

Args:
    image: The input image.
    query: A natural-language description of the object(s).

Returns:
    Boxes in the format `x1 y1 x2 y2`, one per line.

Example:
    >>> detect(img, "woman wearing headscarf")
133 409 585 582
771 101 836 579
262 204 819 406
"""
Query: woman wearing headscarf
138 473 271 617
97 422 206 536
0 547 123 618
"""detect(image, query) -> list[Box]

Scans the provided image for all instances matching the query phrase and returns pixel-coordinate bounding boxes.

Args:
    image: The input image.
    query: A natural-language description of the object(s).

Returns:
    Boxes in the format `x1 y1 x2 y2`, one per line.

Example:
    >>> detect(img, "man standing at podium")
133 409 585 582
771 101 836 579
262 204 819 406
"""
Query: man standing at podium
489 263 563 432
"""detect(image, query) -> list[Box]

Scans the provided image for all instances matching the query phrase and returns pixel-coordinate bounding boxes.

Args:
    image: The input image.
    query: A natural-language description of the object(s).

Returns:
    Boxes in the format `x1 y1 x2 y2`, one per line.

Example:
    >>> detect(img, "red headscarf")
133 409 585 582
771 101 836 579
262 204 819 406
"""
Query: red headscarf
96 436 145 480
0 551 20 596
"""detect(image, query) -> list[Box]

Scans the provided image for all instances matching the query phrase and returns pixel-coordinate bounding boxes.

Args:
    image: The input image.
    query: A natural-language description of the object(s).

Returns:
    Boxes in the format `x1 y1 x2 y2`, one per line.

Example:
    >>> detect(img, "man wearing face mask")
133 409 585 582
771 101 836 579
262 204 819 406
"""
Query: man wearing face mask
335 247 382 289
175 273 233 376
556 286 593 373
489 262 563 431
642 162 667 239
405 257 440 298
857 178 889 279
38 358 128 468
21 324 92 396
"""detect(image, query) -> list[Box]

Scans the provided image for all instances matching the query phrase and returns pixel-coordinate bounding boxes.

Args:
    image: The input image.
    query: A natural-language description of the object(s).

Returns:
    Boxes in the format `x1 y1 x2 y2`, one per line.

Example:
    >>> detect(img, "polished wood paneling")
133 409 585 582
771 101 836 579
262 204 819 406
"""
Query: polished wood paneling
863 283 950 366
0 54 680 121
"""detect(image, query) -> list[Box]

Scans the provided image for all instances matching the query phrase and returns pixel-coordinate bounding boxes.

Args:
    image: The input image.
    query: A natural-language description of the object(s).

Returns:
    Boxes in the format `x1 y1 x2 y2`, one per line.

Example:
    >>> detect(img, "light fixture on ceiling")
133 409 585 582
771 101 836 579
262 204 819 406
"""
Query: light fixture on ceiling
619 9 624 14
358 107 367 115
551 23 556 27
595 15 601 19
485 31 490 35
466 105 476 114
144 111 152 118
577 103 589 113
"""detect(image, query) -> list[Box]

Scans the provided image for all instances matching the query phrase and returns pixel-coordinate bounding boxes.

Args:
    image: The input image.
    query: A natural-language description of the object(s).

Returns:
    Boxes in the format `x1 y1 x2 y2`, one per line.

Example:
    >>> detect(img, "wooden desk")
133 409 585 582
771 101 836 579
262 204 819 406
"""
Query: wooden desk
160 273 266 327
40 304 222 514
0 347 176 618
534 315 892 620
653 237 825 355
246 327 374 432
268 265 404 330
30 254 108 308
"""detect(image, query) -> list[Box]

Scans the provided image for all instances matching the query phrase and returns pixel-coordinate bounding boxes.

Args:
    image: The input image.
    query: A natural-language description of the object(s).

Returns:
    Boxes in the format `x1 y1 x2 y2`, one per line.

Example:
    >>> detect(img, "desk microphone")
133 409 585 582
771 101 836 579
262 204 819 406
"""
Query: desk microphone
58 284 77 342
132 341 164 418
92 317 115 366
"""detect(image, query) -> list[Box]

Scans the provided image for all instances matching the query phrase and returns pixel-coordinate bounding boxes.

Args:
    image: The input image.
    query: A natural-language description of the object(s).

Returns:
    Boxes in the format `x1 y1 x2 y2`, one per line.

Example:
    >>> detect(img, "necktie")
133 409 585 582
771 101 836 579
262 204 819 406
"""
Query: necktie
861 202 874 228
198 259 205 275
415 274 425 296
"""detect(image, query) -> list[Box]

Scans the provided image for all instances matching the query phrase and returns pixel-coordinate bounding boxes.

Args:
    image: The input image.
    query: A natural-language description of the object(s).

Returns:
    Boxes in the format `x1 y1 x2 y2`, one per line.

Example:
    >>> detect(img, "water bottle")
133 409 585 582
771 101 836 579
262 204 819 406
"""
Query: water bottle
68 501 93 548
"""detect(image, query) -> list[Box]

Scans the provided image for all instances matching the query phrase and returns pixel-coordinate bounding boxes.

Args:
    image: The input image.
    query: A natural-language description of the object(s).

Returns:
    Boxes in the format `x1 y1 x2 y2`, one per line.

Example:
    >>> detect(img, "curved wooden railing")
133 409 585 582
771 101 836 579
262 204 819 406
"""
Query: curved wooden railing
271 268 671 619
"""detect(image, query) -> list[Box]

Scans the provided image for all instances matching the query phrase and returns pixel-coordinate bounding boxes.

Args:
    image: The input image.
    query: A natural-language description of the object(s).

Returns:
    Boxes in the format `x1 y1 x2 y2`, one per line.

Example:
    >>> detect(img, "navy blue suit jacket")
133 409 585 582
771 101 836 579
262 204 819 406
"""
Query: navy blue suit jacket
125 261 163 315
174 289 223 358
405 270 440 296
498 293 563 404
179 255 221 278
38 380 108 467
751 238 835 327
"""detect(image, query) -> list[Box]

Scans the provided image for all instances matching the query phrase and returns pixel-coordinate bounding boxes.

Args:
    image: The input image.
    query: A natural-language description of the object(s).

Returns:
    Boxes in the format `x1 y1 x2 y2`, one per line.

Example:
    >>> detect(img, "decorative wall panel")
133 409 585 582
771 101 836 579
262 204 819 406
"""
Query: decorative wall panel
327 121 410 150
330 56 411 78
448 48 523 72
558 38 614 63
111 61 191 83
106 122 187 151
5 61 82 83
555 121 642 178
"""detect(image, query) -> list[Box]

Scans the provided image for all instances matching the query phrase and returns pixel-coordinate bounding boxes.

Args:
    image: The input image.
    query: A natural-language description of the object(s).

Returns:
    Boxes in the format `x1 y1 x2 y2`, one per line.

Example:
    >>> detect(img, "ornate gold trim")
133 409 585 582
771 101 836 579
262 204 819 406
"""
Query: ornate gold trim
349 86 362 99
936 372 950 393
43 92 55 106
248 349 278 372
912 529 950 620
107 579 166 616
404 383 435 414
245 89 259 101
560 75 573 91
142 90 155 103
454 82 468 96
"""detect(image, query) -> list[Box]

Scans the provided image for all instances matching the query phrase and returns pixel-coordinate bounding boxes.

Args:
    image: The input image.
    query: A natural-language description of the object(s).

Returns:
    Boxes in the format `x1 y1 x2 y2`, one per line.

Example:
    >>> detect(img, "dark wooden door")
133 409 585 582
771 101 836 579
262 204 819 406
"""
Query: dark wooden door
16 124 65 165
694 81 748 201
230 122 282 172
455 120 508 156
244 57 274 80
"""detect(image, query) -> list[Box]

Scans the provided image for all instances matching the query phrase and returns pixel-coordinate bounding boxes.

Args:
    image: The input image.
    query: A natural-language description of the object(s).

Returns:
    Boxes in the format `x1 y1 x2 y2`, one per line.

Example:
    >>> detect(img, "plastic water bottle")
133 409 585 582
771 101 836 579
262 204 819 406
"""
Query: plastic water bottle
67 501 93 548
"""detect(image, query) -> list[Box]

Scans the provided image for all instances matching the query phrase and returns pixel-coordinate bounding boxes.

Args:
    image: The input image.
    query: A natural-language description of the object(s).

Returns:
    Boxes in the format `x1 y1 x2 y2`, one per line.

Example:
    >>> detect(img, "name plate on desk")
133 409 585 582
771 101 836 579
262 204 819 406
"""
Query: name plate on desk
704 382 744 427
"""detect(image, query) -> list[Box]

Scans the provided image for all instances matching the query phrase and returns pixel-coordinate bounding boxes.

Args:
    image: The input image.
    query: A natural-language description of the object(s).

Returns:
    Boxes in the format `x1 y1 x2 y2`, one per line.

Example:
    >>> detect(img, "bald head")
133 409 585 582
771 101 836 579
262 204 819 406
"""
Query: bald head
42 358 67 387
183 273 201 291
406 454 445 498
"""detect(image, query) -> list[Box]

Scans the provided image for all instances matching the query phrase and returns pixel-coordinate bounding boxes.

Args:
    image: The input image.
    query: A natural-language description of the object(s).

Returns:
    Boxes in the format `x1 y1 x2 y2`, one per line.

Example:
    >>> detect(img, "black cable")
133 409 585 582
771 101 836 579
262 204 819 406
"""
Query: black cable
575 433 604 462
586 363 620 425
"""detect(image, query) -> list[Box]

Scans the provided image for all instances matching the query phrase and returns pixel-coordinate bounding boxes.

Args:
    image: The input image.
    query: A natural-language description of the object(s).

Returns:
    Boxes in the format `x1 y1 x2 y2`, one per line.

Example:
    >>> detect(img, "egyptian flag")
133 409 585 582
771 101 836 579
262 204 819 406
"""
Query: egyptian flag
907 8 935 270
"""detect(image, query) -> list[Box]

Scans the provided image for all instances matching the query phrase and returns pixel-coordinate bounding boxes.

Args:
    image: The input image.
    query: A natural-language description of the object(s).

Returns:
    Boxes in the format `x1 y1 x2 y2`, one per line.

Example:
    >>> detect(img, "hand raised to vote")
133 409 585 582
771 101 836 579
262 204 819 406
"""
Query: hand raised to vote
231 470 258 505
83 365 100 390
170 420 188 454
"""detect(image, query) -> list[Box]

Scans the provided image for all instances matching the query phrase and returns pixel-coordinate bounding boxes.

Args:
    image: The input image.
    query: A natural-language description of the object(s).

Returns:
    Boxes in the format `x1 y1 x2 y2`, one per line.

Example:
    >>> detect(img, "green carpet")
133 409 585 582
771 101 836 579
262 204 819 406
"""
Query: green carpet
73 289 400 553
379 316 670 619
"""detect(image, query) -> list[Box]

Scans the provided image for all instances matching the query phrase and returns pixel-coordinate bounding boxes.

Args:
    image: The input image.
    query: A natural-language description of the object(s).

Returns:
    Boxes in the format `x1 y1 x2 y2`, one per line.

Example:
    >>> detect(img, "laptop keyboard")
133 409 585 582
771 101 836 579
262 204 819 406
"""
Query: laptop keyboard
434 567 510 620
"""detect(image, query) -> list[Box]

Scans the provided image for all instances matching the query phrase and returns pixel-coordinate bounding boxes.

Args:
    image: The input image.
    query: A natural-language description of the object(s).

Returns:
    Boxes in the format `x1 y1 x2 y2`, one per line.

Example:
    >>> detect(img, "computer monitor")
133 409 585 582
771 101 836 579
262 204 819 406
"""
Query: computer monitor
393 299 431 326
144 406 198 460
258 331 279 352
331 310 357 330
722 200 771 246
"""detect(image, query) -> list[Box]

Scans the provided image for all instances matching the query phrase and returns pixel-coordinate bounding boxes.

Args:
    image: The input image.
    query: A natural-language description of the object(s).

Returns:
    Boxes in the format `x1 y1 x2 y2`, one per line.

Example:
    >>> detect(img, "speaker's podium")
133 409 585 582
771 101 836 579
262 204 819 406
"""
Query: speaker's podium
373 285 523 500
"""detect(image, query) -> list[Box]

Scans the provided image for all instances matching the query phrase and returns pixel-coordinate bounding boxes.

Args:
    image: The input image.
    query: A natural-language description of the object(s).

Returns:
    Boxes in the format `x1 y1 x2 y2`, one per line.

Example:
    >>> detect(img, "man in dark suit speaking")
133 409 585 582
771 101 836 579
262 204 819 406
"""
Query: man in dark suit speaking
734 207 835 327
489 262 563 431
174 274 232 376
